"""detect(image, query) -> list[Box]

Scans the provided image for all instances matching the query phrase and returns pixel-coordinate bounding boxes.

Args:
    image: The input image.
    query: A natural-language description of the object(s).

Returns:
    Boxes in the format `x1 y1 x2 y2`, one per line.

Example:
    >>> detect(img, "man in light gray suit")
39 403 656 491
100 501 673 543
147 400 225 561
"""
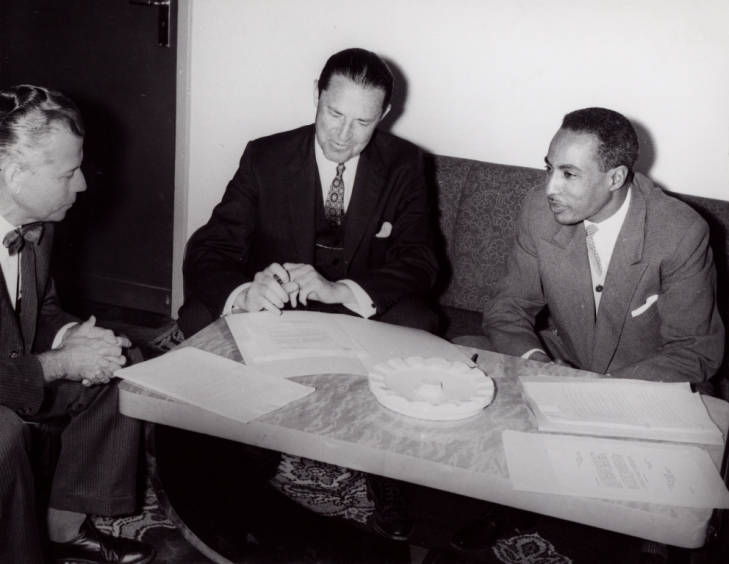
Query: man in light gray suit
483 107 724 382
445 107 725 560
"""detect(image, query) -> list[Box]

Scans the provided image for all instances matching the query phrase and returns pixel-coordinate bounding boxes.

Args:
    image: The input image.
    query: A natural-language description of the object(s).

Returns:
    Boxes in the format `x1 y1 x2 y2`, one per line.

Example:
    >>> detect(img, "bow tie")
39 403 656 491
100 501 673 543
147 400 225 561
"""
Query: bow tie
2 222 44 256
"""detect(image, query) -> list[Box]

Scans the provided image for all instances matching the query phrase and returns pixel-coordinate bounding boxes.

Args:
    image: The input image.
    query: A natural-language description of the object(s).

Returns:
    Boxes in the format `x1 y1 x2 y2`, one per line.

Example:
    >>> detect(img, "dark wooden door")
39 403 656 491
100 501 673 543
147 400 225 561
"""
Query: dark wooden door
0 0 177 316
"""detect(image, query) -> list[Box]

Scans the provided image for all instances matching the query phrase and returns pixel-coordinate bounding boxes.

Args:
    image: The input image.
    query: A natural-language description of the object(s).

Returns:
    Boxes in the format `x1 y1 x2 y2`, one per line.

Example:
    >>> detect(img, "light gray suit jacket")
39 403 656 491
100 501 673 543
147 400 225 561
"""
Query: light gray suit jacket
483 173 724 382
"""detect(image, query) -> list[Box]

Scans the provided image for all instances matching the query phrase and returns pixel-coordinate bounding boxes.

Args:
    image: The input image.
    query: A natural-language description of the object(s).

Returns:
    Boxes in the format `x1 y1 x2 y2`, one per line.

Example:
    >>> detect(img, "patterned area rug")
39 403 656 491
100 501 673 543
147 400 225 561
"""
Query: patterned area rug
492 533 572 564
92 477 176 541
91 455 574 564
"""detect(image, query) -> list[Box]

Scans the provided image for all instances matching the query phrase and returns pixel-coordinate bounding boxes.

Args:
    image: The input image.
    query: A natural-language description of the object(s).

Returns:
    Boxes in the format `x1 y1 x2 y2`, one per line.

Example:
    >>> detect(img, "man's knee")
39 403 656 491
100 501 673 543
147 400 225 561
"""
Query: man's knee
177 296 215 338
0 407 31 470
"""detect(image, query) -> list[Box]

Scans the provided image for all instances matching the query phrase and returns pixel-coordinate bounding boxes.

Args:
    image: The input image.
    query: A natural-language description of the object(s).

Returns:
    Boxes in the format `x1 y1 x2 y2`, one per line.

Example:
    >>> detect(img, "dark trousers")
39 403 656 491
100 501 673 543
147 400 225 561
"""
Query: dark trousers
26 380 142 516
0 406 45 564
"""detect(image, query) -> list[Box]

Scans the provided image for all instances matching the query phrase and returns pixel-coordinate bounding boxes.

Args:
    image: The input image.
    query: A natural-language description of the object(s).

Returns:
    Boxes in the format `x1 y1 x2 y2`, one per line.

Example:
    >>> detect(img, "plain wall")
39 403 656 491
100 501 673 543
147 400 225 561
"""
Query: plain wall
172 0 729 312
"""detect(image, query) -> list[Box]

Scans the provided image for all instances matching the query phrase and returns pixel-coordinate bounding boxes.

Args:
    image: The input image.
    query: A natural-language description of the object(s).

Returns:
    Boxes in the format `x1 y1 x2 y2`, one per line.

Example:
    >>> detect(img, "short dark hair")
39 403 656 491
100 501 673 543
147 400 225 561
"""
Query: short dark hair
317 48 393 111
0 84 84 161
561 107 638 173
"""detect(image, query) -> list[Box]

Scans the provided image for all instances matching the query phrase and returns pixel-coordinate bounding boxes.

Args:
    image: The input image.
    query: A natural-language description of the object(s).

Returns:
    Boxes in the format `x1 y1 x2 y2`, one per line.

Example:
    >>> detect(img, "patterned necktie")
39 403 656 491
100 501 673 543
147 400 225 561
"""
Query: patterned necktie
585 223 602 278
2 222 44 256
324 162 346 226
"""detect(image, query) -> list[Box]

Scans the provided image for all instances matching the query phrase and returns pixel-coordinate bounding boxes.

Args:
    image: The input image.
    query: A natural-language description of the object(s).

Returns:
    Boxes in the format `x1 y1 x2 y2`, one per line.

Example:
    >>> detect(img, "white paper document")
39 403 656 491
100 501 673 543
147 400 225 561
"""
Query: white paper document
115 347 314 423
520 376 723 445
503 430 729 508
225 311 469 377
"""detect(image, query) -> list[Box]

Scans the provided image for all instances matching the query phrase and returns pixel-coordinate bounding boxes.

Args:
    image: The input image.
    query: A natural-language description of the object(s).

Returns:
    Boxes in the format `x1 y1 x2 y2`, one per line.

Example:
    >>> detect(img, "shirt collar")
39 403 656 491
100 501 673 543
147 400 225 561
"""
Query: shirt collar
0 214 16 239
584 186 632 237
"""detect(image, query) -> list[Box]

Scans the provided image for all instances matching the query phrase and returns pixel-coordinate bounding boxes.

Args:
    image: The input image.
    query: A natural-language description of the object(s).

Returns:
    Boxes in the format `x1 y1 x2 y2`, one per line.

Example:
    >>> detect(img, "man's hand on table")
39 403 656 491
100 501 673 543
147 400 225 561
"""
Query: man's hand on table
527 350 574 368
233 262 355 314
233 262 299 314
284 262 354 307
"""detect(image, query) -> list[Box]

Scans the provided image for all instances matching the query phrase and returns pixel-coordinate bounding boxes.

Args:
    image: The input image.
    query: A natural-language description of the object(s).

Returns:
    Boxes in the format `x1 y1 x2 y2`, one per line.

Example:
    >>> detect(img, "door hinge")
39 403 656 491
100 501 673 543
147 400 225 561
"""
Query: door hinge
130 0 171 48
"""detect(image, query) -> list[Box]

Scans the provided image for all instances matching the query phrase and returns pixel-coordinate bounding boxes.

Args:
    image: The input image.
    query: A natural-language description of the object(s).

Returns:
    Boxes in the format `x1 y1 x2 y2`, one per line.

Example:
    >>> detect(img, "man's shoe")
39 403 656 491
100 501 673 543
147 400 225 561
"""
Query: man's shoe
449 509 503 552
51 517 156 564
366 476 413 541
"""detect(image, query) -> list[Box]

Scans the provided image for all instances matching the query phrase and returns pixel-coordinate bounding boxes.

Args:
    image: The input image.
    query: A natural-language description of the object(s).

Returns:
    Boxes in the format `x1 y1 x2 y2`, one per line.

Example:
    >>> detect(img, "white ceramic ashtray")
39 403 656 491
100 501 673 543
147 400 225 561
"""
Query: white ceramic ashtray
368 356 495 421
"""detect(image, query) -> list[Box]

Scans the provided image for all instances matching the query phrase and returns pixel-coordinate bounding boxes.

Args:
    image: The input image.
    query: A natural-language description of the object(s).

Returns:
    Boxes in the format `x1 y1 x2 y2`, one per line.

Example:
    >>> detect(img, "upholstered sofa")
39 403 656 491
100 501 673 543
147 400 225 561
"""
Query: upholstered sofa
428 154 729 394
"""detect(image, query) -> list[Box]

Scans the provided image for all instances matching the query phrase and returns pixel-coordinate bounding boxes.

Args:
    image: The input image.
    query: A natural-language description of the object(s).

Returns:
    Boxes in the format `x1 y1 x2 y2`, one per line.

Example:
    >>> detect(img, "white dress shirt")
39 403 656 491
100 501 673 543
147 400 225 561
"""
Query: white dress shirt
583 187 632 310
0 214 20 309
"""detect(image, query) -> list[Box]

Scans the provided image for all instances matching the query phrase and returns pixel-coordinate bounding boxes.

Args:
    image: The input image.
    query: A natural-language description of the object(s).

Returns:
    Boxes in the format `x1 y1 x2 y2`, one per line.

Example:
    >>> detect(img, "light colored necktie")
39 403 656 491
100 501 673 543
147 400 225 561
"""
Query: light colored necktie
324 162 346 226
585 223 603 311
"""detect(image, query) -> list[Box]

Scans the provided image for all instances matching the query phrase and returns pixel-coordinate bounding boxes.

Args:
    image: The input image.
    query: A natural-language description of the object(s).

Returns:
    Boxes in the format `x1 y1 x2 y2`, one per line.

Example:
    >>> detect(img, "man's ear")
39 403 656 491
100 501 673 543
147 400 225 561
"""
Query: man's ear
379 104 392 122
313 79 320 109
1 161 23 194
608 164 629 192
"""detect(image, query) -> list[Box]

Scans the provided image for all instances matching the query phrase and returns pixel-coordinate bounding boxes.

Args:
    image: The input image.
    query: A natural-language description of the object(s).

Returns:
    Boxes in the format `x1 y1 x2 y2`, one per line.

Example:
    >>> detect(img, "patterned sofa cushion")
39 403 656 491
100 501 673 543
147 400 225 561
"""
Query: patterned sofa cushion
432 155 545 312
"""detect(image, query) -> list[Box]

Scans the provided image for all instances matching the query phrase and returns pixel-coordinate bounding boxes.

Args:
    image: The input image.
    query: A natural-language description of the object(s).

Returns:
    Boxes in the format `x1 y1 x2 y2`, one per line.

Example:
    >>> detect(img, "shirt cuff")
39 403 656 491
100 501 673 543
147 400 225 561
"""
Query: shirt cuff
223 283 252 315
521 348 547 360
338 279 376 318
52 322 78 349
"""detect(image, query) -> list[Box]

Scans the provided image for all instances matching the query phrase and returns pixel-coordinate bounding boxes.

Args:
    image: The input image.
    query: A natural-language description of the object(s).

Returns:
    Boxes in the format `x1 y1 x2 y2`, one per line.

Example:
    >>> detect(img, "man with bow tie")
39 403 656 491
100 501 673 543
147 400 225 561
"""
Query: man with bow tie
0 85 154 563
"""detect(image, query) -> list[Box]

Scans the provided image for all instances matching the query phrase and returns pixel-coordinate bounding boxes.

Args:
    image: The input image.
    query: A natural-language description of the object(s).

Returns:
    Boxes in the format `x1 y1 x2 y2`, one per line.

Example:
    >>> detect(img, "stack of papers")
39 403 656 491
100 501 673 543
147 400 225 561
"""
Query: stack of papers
115 347 314 423
519 376 723 445
503 376 729 508
225 311 470 378
503 430 729 508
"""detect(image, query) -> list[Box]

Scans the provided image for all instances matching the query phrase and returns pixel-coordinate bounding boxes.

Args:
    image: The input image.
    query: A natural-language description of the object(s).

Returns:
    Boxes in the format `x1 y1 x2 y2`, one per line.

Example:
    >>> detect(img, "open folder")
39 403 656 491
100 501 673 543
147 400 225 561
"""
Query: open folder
115 347 314 423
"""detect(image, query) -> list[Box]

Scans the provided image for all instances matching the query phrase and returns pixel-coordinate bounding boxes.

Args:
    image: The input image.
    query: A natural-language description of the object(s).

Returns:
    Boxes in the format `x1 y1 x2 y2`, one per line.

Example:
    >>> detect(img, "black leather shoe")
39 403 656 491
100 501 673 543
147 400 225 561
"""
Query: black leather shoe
449 509 503 552
366 476 413 541
51 517 156 564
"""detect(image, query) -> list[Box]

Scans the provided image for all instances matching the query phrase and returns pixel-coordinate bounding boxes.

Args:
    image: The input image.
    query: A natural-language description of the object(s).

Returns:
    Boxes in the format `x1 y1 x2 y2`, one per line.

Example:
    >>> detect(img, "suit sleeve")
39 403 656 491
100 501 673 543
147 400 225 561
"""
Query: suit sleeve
611 218 724 382
482 191 548 356
183 143 260 320
347 149 439 313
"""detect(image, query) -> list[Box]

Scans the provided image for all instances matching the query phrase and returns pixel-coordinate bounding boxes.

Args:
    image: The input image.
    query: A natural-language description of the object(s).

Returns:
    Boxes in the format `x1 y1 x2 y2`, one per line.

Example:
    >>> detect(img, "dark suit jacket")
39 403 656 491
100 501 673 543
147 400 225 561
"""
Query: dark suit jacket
483 173 724 382
182 124 439 326
0 224 76 415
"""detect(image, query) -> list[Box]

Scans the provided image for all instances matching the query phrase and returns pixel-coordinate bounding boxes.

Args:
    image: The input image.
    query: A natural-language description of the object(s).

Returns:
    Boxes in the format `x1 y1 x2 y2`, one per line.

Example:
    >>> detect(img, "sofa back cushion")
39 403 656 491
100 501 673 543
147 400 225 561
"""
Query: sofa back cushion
431 154 544 312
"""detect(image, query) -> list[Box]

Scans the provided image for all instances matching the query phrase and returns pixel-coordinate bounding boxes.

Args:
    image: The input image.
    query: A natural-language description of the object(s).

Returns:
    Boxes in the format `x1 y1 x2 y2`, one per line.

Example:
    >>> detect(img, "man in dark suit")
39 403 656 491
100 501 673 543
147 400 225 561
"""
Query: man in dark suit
0 85 154 563
178 48 439 542
179 47 438 337
483 107 724 381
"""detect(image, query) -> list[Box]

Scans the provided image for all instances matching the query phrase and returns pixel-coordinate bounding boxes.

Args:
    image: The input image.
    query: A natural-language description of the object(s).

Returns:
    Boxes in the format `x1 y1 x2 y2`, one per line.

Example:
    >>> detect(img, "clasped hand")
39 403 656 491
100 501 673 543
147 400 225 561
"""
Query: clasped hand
47 316 131 386
234 262 353 314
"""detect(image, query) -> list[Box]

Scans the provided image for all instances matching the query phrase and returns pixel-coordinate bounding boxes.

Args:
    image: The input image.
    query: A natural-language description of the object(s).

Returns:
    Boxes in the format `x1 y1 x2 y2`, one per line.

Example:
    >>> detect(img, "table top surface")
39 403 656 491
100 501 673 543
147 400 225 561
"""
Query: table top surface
119 317 729 548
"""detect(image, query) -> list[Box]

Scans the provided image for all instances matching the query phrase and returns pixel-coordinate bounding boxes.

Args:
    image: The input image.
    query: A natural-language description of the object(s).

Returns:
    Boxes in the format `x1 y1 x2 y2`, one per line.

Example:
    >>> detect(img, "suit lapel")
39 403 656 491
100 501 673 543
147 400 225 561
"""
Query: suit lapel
542 223 596 367
286 129 318 263
19 245 39 348
342 143 385 265
591 188 648 373
0 262 22 350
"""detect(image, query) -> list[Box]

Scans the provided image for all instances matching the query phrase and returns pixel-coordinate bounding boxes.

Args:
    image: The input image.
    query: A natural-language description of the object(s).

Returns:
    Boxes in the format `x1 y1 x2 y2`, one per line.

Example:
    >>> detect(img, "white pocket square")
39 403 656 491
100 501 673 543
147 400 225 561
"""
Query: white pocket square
631 294 658 317
375 221 393 238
